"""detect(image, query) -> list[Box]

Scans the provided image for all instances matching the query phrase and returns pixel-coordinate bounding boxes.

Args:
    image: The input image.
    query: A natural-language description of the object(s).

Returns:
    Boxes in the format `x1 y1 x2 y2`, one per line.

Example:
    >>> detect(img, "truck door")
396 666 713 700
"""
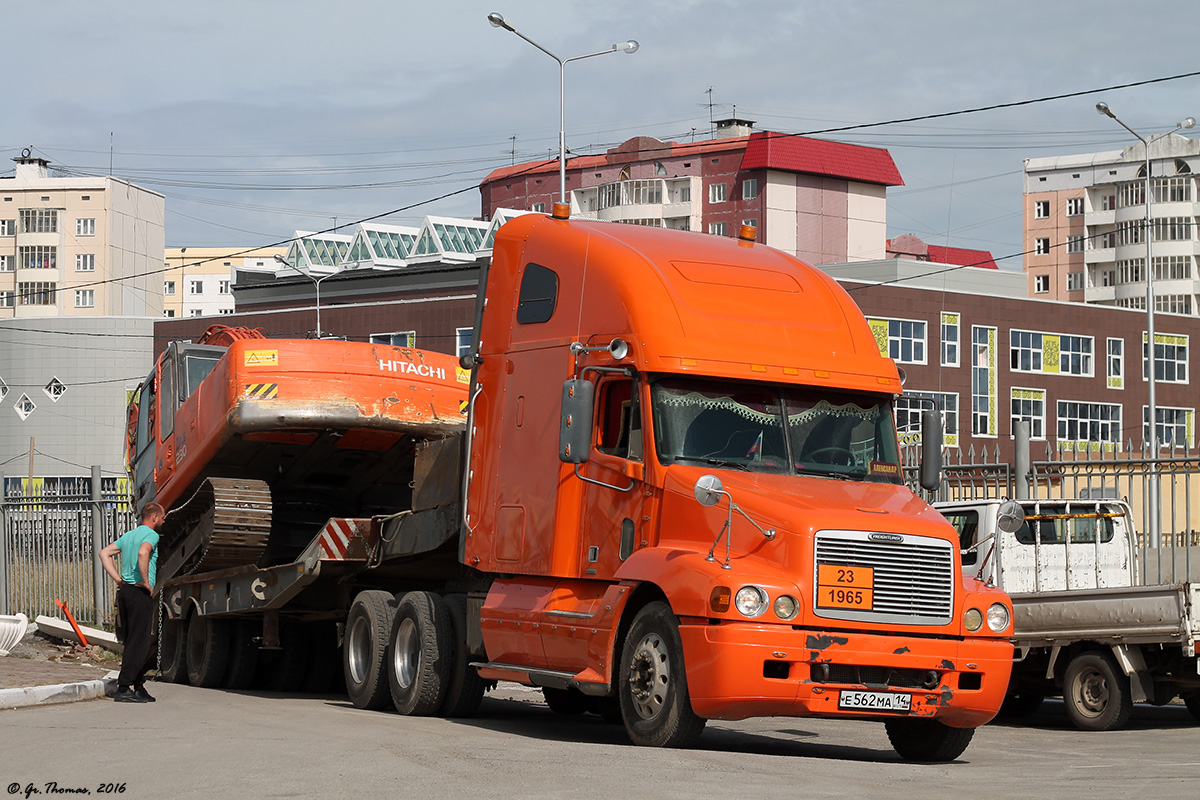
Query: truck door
129 375 158 509
156 349 178 488
578 374 645 579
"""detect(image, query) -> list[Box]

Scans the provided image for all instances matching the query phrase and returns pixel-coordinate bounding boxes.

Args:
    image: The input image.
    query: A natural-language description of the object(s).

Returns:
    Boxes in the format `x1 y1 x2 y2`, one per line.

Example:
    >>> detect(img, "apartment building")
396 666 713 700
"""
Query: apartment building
0 154 164 318
480 120 904 265
163 246 285 318
1023 133 1200 311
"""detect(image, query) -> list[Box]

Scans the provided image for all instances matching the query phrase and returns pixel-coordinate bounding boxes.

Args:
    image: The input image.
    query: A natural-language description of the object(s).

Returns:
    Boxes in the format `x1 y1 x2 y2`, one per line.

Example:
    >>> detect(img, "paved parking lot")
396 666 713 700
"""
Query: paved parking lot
3 684 1197 800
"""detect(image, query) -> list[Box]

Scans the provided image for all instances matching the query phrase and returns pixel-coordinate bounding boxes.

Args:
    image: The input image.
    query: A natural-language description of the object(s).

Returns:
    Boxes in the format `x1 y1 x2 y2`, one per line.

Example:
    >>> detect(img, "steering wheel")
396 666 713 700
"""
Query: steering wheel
804 446 856 466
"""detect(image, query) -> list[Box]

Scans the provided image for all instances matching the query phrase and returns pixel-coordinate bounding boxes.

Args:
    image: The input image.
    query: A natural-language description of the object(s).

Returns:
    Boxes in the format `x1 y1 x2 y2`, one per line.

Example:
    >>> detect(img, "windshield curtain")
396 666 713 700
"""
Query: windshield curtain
650 376 902 482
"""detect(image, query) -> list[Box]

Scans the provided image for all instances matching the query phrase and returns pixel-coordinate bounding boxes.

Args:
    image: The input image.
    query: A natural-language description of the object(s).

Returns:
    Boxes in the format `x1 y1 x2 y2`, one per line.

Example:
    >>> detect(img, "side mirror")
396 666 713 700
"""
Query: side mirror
996 499 1026 534
693 474 725 507
559 379 594 464
919 408 943 491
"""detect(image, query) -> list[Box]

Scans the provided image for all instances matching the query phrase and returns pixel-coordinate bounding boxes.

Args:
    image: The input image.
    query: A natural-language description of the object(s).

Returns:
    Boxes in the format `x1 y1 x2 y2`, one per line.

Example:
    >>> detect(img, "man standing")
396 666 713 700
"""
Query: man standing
99 502 166 703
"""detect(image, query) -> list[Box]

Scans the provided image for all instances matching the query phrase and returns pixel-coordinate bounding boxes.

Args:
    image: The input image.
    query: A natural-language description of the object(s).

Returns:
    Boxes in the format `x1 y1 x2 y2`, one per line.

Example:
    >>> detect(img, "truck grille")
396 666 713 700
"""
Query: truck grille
813 530 954 626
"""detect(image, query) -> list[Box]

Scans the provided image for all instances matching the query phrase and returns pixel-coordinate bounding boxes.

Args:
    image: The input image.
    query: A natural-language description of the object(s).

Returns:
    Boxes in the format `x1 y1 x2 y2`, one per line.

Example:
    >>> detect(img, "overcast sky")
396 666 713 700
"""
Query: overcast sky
2 0 1197 269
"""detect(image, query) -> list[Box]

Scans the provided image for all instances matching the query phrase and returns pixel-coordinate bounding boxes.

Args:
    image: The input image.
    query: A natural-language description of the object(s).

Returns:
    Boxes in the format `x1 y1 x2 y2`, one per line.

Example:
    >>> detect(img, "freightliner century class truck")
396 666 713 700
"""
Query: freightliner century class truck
125 207 1014 761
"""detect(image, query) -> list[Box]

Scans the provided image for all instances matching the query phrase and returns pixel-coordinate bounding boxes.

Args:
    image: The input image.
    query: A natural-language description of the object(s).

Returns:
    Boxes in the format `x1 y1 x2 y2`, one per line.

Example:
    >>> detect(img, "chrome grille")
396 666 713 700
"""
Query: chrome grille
814 530 954 625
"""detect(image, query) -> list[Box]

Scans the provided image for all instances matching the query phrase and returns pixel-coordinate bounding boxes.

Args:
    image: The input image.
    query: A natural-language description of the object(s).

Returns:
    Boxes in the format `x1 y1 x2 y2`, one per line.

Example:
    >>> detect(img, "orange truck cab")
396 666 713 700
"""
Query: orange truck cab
463 211 1013 756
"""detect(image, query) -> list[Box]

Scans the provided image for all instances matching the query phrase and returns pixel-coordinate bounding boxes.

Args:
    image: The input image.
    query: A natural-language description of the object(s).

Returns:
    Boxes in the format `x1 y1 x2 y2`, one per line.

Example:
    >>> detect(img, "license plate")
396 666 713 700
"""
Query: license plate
838 690 911 713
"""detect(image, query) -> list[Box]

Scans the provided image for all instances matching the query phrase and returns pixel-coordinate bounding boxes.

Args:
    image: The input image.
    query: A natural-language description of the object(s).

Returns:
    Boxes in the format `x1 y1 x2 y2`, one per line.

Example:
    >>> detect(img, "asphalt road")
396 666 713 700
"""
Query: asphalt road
2 684 1197 800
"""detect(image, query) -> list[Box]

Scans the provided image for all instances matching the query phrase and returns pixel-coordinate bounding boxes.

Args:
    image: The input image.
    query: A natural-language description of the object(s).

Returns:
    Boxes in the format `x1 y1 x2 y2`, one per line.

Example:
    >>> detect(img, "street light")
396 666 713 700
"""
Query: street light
1094 103 1196 546
274 252 340 338
487 12 638 204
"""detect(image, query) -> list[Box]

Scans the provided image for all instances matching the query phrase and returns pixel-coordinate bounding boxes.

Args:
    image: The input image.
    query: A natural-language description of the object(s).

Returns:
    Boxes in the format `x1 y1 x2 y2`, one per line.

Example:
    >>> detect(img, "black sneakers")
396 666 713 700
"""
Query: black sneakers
135 685 156 702
113 687 148 703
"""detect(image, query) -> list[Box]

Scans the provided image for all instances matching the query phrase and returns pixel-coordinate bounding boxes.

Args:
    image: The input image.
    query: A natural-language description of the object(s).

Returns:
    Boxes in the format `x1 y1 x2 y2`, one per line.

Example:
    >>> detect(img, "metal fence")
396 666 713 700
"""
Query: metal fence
0 468 135 627
904 435 1200 585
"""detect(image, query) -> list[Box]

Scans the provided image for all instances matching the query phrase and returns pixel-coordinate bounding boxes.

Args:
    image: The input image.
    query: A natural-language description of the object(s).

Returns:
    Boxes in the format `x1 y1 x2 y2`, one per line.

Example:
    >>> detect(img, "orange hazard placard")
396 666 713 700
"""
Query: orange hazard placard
816 565 874 610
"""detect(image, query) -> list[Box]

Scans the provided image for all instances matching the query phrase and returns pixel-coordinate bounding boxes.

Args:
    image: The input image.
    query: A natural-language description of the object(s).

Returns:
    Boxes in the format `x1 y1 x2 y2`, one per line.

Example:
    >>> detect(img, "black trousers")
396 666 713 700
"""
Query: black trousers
116 583 154 689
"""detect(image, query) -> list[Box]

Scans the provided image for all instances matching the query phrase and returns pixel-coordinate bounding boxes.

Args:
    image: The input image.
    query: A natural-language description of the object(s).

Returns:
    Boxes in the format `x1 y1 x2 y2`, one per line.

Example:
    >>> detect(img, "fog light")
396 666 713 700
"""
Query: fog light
734 586 769 618
964 607 983 631
986 602 1010 633
773 595 799 621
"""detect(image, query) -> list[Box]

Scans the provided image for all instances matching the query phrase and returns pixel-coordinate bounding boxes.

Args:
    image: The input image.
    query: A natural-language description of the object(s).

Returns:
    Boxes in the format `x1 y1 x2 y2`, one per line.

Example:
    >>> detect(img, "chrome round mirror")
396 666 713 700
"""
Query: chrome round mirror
996 500 1026 534
693 474 725 507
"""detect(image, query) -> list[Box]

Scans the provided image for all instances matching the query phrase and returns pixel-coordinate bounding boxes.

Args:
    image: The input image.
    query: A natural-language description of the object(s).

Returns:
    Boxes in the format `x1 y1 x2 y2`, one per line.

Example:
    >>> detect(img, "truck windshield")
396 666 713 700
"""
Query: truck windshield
650 376 902 482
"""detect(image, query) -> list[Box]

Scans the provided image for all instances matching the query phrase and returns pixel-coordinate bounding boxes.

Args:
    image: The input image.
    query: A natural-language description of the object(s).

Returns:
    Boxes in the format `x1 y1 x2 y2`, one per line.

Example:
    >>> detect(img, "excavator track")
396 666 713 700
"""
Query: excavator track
157 477 273 587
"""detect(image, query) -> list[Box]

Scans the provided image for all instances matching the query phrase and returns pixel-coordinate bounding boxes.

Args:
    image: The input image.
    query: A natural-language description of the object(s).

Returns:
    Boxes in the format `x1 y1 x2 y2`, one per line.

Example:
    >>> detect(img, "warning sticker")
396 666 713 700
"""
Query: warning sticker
244 384 279 399
456 366 471 384
244 350 278 367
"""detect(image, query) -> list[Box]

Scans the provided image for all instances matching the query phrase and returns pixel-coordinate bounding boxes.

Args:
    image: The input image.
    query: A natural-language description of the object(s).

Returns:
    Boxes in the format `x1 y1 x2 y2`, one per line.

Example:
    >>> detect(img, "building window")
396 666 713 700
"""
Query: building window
1107 338 1124 390
164 281 176 296
707 222 726 236
1117 259 1145 284
1010 330 1043 372
1059 334 1094 376
1101 193 1116 211
18 282 56 306
164 309 175 318
19 209 57 233
14 394 36 421
1143 333 1188 384
677 185 691 203
1153 255 1192 280
0 255 10 272
75 254 95 272
941 312 960 367
370 331 416 347
75 218 96 236
217 308 234 315
74 289 94 308
456 327 473 358
0 291 13 308
867 317 926 364
1058 401 1122 448
1034 200 1050 219
1155 294 1193 314
1066 272 1084 291
18 246 56 269
532 202 546 213
1034 238 1050 255
742 179 758 200
1011 388 1046 439
741 218 758 229
1150 217 1193 242
0 219 14 236
219 280 230 294
896 391 959 449
1145 406 1194 449
1100 269 1115 286
972 326 997 437
1151 176 1192 203
1066 197 1084 216
189 309 202 317
189 280 203 295
708 183 726 203
1066 235 1084 254
1118 182 1145 208
1034 274 1049 293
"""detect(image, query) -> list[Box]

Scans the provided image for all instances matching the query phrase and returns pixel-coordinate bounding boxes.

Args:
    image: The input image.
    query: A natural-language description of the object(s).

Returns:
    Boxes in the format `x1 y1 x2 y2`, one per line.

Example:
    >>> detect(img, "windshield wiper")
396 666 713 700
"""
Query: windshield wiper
797 467 861 480
671 455 749 470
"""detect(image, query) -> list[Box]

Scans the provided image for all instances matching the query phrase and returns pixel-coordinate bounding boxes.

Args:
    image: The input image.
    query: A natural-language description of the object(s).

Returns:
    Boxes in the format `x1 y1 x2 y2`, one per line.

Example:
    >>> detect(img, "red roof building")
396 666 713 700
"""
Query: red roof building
480 119 904 266
887 233 998 270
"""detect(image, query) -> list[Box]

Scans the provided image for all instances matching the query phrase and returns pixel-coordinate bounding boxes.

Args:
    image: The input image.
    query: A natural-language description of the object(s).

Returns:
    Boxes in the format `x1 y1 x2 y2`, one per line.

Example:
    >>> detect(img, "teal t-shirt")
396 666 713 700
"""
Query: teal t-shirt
114 525 160 587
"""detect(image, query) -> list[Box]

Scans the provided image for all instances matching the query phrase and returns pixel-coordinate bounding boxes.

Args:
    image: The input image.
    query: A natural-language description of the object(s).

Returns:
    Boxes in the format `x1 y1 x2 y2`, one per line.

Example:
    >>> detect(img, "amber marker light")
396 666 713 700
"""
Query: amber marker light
551 202 571 219
710 586 731 613
737 224 757 242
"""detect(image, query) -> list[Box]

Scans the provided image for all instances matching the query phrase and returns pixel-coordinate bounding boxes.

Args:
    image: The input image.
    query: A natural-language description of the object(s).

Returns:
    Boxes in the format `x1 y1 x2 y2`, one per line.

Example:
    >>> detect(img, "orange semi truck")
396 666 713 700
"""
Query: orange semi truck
127 209 1013 760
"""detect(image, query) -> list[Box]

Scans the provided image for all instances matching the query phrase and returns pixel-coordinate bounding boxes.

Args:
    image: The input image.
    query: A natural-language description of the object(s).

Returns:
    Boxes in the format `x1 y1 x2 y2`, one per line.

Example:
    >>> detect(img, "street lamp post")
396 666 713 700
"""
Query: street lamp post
274 252 338 338
487 12 638 204
1095 103 1196 546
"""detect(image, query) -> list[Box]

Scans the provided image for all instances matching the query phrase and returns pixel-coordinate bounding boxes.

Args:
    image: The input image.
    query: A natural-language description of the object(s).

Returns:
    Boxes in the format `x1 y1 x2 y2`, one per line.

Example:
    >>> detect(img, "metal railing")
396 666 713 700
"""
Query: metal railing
0 469 135 627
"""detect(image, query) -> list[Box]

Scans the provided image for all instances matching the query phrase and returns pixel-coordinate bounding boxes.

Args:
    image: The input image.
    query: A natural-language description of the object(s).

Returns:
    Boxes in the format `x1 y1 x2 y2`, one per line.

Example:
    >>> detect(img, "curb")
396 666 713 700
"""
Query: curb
0 671 119 711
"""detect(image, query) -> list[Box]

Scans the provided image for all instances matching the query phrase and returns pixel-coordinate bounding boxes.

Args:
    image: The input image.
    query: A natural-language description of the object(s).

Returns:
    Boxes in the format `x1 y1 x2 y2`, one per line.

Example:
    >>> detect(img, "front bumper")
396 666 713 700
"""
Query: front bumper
679 621 1012 727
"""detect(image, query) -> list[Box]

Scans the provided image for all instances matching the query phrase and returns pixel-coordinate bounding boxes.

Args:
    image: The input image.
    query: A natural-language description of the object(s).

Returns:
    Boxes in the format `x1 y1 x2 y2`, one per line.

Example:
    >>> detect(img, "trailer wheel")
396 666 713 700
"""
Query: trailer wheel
388 591 452 715
186 613 232 688
440 594 487 717
1183 692 1200 721
344 590 398 710
223 617 260 690
1064 651 1132 731
618 601 706 748
158 610 189 684
885 718 975 762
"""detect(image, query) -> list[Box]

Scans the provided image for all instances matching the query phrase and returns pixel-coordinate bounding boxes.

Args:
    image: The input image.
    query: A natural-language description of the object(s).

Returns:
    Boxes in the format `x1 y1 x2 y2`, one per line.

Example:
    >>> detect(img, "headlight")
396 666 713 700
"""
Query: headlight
734 586 769 618
964 607 983 632
773 595 799 620
986 603 1010 632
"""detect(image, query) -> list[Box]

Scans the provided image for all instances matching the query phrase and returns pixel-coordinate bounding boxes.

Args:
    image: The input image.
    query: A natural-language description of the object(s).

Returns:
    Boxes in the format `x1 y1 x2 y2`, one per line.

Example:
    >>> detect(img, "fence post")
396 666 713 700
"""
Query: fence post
91 465 107 626
1014 422 1030 500
0 471 8 615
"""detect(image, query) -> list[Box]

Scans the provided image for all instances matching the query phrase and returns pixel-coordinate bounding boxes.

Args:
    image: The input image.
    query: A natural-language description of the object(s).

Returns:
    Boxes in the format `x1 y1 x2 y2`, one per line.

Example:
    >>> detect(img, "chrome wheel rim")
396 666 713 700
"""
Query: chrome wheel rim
392 617 419 690
627 631 669 720
347 615 370 685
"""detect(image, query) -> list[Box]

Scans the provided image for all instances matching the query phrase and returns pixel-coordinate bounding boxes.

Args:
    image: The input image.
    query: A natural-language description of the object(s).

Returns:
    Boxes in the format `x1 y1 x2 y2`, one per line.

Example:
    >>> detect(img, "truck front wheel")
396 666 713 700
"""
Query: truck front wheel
343 590 398 709
1064 651 1132 731
885 718 974 762
618 602 706 748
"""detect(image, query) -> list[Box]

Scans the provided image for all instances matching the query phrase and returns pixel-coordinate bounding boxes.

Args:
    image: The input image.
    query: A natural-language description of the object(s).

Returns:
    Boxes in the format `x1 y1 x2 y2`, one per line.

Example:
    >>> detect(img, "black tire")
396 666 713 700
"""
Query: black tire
301 621 338 694
1000 690 1045 717
1063 651 1132 731
885 718 975 762
223 617 260 690
1183 692 1200 722
158 612 189 684
267 622 311 693
388 591 453 716
543 687 589 715
440 594 487 717
344 590 398 710
186 613 232 688
618 601 706 748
